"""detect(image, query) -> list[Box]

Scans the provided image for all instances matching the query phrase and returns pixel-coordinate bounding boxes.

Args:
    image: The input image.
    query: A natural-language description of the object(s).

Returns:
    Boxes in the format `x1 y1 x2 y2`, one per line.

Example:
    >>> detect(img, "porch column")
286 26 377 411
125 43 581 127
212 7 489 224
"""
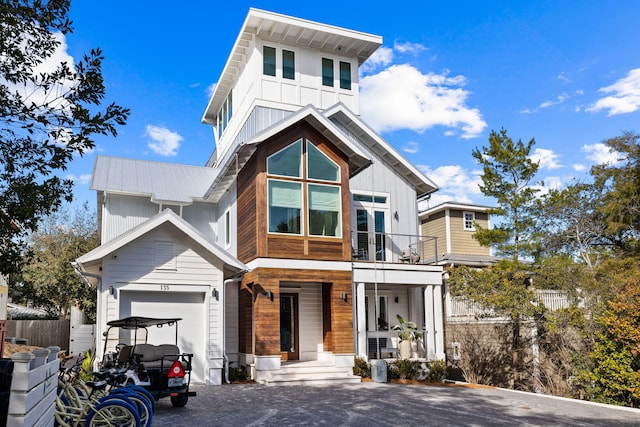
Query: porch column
433 283 445 359
423 285 436 359
356 282 366 358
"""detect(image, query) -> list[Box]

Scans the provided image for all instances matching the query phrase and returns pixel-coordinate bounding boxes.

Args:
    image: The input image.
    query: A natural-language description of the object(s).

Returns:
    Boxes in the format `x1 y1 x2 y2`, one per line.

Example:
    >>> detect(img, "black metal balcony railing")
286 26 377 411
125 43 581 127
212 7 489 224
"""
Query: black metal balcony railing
351 231 438 264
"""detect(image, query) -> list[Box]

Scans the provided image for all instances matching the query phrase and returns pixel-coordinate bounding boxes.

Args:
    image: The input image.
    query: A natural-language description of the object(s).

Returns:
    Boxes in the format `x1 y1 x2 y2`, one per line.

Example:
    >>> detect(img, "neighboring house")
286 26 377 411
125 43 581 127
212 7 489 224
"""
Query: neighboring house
75 8 445 386
419 202 500 268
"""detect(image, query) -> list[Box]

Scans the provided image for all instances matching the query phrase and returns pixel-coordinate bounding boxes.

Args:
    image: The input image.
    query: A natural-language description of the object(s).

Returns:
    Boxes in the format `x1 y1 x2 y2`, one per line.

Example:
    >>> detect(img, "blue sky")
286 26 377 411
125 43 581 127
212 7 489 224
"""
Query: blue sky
59 1 640 210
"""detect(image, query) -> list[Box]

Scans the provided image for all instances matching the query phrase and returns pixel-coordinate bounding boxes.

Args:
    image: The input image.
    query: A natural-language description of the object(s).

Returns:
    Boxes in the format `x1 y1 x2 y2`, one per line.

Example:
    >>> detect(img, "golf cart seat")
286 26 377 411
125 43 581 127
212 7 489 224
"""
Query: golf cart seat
132 343 182 369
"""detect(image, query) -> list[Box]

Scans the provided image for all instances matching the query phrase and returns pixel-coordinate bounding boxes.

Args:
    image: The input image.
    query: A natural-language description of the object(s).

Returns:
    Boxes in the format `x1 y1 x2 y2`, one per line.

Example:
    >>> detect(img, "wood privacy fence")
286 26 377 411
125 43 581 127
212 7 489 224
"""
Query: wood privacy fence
5 319 70 351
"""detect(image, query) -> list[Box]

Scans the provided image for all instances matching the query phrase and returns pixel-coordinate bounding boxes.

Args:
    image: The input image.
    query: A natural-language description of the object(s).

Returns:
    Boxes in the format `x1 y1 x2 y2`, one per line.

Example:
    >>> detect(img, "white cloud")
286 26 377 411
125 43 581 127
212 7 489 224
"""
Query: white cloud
360 64 487 139
557 72 571 83
403 141 419 154
361 47 394 74
530 148 562 170
65 174 92 185
417 164 482 205
587 68 640 115
394 41 427 55
540 93 568 109
573 163 586 171
145 125 183 156
582 143 621 165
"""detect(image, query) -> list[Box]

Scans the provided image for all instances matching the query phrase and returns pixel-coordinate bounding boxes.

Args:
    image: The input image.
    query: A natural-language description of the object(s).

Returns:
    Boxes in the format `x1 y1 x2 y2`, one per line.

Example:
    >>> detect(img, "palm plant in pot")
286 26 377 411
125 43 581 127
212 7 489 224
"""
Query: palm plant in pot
392 315 423 359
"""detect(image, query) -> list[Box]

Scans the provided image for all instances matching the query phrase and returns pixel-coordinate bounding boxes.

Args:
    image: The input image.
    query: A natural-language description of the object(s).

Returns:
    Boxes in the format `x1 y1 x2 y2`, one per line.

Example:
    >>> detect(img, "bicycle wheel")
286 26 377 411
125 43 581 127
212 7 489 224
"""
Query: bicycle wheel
85 398 141 427
109 389 153 427
121 385 156 414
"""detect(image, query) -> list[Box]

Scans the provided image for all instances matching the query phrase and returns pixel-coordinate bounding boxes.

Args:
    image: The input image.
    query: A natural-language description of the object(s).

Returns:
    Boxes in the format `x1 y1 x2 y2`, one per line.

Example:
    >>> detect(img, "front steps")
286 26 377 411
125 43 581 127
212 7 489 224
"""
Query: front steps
260 360 362 386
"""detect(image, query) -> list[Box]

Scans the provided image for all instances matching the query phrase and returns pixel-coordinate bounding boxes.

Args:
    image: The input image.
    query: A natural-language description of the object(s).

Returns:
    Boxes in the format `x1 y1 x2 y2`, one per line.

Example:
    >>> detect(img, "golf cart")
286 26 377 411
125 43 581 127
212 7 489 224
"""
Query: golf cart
99 316 196 407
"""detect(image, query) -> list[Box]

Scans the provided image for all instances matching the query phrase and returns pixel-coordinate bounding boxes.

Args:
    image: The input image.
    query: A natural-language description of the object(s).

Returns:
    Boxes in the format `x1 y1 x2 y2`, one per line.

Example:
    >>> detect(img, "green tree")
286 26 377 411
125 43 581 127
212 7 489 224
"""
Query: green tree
534 183 609 268
447 260 544 389
472 128 540 261
575 258 640 407
590 132 640 256
0 1 128 275
17 202 99 320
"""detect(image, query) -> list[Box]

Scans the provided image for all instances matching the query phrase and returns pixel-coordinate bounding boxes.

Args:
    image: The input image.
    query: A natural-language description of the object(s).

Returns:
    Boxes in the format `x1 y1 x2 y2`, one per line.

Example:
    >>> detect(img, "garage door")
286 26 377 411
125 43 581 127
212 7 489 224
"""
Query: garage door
120 290 206 383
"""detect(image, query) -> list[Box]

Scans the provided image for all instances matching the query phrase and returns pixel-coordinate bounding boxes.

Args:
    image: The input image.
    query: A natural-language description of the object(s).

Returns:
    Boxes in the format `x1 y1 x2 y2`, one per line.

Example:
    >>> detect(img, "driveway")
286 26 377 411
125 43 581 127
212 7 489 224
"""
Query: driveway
152 382 640 426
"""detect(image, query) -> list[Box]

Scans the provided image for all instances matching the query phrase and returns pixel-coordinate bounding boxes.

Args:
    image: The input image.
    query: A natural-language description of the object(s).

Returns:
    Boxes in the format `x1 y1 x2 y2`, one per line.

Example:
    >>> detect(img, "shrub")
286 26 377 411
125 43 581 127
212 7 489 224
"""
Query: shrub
427 359 447 382
353 356 371 377
391 359 423 380
228 363 251 382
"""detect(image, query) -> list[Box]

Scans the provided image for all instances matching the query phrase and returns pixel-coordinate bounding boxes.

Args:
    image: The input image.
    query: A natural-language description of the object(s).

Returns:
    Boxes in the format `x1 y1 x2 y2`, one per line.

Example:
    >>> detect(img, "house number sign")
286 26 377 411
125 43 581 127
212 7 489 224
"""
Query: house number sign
160 285 170 291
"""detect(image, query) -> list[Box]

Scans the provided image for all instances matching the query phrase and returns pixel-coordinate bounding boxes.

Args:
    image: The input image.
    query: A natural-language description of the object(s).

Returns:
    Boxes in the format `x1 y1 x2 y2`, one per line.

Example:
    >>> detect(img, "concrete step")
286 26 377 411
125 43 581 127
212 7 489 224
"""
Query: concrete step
262 362 362 386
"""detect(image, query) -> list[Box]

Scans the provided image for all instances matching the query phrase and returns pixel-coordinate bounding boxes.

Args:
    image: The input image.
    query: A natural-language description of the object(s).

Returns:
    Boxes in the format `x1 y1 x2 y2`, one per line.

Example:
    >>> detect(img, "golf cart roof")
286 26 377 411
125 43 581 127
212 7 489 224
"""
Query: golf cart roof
106 316 182 329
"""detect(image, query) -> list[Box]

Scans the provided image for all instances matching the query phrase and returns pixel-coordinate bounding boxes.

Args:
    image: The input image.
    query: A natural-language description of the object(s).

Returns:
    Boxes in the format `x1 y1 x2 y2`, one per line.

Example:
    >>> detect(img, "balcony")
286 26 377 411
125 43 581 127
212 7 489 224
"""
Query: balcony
351 231 438 264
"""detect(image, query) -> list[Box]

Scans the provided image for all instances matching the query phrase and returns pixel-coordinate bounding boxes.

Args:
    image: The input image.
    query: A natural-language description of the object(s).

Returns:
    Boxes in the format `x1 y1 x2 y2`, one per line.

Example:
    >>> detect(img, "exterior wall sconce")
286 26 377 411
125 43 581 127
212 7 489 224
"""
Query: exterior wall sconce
109 285 115 297
394 211 399 221
264 290 273 301
394 296 399 303
341 291 348 302
212 288 219 300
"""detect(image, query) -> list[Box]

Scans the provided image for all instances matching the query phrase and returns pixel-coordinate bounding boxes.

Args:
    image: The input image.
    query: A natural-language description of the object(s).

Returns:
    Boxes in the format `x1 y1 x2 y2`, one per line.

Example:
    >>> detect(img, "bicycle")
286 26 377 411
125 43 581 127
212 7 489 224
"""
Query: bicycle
56 353 150 427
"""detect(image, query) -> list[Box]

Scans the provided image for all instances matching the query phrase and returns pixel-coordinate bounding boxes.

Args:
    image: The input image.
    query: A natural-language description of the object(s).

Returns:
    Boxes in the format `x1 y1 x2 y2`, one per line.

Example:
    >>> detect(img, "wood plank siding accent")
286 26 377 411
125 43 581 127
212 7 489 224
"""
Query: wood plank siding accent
236 122 352 264
237 155 258 262
239 268 354 356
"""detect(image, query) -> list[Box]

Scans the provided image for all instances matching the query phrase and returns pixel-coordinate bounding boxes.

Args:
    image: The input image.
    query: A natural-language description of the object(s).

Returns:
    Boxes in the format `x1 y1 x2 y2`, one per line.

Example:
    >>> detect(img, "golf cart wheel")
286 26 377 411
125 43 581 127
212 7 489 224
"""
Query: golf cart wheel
170 394 188 407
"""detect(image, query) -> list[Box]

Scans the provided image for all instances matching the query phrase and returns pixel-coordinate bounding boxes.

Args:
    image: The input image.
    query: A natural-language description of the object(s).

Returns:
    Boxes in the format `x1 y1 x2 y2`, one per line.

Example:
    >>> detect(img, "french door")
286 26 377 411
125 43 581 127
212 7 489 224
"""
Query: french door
353 204 390 261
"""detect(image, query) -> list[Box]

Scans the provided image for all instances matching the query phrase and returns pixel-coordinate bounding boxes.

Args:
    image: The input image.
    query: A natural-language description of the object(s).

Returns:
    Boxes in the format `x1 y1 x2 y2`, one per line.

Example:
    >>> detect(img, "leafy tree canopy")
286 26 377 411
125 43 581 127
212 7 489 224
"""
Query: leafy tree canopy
14 202 99 320
0 0 128 275
591 132 640 256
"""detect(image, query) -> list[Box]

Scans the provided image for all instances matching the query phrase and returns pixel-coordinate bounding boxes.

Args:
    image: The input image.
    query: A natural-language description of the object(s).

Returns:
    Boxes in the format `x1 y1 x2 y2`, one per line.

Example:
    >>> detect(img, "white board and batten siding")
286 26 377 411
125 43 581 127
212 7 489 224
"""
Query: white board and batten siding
102 194 218 246
97 222 225 384
283 283 323 361
350 159 420 237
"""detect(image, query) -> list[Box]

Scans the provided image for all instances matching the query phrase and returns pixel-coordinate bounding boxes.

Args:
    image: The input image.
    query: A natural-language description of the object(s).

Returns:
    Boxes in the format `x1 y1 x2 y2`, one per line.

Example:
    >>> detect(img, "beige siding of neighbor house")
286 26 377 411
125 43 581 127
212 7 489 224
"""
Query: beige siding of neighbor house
448 210 490 256
421 210 446 259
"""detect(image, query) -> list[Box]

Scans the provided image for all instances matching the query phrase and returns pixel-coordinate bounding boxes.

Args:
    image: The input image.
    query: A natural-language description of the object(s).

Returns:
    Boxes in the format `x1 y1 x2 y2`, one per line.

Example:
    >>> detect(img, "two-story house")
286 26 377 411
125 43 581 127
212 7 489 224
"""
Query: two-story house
75 8 445 386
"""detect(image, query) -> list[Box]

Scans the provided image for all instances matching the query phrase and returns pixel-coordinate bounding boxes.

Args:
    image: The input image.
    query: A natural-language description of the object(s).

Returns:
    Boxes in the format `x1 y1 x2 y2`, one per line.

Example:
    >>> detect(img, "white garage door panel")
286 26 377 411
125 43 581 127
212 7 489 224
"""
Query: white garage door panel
120 290 206 383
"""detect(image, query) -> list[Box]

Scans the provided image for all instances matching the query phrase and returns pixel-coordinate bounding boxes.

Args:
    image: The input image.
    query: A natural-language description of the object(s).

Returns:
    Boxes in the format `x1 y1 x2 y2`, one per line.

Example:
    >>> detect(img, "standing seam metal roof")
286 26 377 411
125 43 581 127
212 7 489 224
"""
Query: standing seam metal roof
91 157 218 204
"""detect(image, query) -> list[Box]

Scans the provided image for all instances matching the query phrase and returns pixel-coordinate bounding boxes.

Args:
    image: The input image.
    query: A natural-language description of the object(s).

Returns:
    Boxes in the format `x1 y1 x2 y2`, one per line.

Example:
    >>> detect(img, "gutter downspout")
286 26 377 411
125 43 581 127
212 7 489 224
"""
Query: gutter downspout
222 274 244 384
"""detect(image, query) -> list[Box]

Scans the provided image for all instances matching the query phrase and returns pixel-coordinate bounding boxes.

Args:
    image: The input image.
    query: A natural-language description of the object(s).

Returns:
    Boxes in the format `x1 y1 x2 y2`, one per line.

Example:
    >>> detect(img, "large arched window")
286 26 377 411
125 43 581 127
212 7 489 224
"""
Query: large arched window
267 138 341 237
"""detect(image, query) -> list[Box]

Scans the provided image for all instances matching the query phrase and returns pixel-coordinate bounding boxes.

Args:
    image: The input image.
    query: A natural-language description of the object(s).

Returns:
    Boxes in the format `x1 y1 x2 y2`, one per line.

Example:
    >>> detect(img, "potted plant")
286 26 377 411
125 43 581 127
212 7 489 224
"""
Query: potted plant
392 315 423 359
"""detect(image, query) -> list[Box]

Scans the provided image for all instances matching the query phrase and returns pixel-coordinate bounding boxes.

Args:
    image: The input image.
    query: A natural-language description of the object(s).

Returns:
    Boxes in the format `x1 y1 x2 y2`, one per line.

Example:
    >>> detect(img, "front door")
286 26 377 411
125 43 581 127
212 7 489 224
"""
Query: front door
280 293 299 361
353 205 389 261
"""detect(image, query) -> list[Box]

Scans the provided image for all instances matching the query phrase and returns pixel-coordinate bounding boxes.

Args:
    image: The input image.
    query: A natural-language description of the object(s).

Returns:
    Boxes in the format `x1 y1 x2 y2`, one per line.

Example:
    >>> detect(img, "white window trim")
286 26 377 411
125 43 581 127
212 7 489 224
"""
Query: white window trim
225 210 231 248
267 138 303 179
463 211 476 231
267 178 304 236
306 140 340 183
307 182 342 238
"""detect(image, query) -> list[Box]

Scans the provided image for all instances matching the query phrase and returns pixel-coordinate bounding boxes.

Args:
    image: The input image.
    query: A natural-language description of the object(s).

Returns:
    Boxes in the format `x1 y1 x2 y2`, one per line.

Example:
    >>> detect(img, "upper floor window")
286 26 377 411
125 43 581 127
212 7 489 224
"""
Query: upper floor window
225 210 231 247
463 211 475 231
339 61 351 90
216 91 233 139
263 46 276 76
283 49 295 80
267 139 342 237
267 139 302 178
307 142 339 181
322 58 334 87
